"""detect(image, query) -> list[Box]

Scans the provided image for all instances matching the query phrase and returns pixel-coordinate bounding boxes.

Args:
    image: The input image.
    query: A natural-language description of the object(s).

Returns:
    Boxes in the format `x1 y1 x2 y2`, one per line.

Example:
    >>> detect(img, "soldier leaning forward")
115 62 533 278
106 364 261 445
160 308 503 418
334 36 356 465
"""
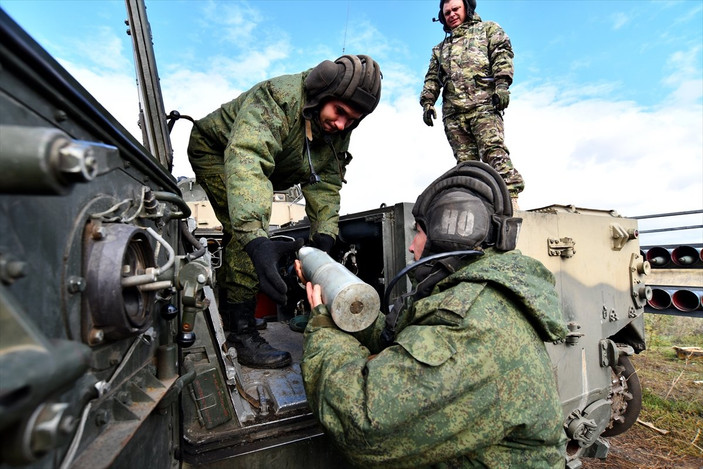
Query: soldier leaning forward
188 55 382 369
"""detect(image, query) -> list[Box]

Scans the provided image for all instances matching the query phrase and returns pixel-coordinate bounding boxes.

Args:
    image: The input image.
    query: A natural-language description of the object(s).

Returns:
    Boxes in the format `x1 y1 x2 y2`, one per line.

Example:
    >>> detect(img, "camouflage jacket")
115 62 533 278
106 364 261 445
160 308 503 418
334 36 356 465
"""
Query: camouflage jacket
420 15 514 118
302 249 568 468
192 72 352 245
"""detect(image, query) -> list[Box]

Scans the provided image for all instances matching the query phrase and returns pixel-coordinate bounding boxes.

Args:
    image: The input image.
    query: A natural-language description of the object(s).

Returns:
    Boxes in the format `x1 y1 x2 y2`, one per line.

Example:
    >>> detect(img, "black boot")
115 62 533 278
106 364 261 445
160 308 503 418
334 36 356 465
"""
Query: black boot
226 302 291 369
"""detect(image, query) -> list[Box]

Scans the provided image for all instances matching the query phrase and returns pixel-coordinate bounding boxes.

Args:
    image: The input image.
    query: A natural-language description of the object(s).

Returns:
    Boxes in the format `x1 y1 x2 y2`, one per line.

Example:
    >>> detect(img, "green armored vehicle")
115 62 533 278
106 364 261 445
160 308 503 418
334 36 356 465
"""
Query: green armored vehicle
0 2 648 468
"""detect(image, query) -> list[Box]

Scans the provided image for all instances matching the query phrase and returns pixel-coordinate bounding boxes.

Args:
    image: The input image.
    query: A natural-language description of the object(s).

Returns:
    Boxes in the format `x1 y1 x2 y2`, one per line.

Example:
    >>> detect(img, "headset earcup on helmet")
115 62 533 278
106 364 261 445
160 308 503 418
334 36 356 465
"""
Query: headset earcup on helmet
494 214 521 251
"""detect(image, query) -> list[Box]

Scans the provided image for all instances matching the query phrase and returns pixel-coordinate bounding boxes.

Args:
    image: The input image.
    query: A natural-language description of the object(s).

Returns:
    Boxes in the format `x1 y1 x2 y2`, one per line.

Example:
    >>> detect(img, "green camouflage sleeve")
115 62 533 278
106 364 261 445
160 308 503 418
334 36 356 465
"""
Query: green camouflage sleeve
300 135 350 238
485 21 514 84
420 46 442 107
223 84 291 245
302 180 341 238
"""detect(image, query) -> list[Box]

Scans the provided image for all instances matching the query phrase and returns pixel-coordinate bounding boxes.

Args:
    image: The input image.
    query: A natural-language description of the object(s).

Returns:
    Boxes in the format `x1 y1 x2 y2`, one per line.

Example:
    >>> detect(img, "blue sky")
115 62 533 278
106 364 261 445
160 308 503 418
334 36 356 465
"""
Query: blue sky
2 0 702 244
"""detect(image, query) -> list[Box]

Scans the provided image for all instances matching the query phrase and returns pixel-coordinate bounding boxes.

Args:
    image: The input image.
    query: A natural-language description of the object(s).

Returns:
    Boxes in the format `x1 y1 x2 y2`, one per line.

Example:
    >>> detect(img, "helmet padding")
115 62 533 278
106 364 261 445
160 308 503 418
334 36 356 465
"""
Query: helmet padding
413 162 522 255
304 54 382 122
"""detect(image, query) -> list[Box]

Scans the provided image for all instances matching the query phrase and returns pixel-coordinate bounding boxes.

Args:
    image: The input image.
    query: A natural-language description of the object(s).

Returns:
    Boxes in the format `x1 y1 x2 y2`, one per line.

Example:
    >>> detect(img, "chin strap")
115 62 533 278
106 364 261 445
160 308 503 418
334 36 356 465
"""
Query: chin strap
304 119 320 184
379 250 483 347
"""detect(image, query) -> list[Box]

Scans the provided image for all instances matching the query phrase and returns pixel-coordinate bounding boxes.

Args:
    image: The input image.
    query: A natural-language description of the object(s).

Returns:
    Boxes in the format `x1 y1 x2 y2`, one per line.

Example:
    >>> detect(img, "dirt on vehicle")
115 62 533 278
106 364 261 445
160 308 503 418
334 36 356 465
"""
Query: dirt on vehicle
583 315 703 469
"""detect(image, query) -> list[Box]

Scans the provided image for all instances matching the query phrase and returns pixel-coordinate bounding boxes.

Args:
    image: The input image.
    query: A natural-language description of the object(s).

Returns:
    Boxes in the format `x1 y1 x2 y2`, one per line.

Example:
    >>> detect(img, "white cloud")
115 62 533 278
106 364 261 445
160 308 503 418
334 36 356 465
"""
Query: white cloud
78 26 132 72
500 84 701 220
663 44 703 105
610 12 630 31
200 0 262 45
343 94 453 214
159 67 244 178
207 42 292 88
375 61 423 104
671 2 703 26
342 18 405 61
58 59 141 137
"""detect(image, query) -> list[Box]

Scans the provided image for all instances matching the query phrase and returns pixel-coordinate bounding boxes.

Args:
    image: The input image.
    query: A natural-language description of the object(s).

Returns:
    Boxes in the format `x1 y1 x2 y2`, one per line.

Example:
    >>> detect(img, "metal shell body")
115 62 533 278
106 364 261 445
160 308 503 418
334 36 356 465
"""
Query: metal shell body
298 246 379 332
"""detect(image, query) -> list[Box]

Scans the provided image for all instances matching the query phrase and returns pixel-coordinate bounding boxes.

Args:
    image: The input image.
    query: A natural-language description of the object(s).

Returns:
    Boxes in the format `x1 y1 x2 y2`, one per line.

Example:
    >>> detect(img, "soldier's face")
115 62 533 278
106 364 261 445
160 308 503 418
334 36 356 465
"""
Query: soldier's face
409 224 427 261
443 0 466 30
318 99 363 133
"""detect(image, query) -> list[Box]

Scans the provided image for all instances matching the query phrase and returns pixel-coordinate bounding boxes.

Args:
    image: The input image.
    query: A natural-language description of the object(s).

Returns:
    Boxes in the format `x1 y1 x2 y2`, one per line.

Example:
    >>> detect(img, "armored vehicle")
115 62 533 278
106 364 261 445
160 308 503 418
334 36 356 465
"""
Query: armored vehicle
1 2 649 468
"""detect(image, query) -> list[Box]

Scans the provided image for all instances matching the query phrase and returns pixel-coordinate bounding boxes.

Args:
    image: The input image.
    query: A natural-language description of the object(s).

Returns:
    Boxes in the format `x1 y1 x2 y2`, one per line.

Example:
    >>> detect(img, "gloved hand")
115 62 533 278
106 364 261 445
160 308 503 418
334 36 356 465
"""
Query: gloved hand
422 104 436 127
244 237 304 304
311 233 335 254
492 81 510 111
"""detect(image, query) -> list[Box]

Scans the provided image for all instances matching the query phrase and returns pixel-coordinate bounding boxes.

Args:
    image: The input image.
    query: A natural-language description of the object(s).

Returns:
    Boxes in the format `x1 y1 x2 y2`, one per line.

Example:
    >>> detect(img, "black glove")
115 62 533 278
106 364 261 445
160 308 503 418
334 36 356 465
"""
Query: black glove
422 103 436 127
492 81 510 111
244 237 304 304
311 233 335 254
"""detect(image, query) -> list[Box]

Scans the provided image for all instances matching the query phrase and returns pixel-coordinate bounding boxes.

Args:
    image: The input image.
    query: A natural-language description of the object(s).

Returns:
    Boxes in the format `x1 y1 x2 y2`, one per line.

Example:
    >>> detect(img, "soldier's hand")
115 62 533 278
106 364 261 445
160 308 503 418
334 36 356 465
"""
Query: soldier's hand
245 236 305 304
493 82 510 111
422 104 436 126
306 282 322 308
305 282 335 329
294 259 307 284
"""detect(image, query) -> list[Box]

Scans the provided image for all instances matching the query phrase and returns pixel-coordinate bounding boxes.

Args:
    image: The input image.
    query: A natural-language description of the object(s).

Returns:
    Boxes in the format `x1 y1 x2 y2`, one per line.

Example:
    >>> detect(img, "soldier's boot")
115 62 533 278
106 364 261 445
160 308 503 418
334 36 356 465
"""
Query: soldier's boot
226 301 291 369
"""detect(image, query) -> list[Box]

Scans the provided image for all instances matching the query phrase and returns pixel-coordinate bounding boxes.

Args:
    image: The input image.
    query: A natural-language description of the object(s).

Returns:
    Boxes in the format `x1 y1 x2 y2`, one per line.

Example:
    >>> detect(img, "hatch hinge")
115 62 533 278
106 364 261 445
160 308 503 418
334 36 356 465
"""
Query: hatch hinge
548 237 576 258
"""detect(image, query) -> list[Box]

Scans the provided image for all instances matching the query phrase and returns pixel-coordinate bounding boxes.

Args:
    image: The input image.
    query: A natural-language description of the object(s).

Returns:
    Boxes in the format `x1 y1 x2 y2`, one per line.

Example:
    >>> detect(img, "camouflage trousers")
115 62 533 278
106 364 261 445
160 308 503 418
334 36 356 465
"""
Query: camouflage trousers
443 106 525 196
187 127 258 303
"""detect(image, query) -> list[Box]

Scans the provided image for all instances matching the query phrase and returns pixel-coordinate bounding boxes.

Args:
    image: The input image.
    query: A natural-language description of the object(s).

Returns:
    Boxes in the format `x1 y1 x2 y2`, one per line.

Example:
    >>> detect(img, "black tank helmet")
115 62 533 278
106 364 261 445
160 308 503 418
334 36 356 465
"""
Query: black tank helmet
437 0 477 33
412 161 522 257
303 54 382 127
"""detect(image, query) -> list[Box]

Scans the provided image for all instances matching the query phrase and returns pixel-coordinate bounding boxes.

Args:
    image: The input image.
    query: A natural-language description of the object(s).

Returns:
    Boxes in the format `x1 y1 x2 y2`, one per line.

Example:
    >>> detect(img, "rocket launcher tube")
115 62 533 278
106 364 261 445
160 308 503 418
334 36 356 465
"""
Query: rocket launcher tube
298 246 380 332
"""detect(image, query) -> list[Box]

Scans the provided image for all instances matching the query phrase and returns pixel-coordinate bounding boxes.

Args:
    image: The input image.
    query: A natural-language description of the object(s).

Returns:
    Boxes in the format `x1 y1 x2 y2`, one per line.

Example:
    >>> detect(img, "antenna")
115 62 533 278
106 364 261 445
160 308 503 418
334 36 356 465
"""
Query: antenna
342 1 350 54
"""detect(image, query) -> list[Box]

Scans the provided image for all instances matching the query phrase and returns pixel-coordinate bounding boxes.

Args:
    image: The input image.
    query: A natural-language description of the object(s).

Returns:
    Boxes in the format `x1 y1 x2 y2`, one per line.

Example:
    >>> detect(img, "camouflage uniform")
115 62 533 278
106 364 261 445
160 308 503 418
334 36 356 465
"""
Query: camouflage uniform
302 248 568 468
420 15 524 196
188 72 351 303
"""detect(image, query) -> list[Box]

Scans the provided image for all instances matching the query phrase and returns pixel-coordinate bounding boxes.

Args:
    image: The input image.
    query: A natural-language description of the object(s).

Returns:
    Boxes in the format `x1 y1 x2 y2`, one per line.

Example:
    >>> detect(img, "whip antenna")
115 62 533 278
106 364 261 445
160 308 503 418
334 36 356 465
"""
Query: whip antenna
342 1 350 54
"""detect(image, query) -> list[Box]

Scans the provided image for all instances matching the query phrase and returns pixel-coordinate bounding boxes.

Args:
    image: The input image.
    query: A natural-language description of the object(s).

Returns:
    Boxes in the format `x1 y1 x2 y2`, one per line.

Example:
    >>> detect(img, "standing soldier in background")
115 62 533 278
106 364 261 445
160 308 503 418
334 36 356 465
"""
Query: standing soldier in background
421 0 524 205
188 55 382 369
